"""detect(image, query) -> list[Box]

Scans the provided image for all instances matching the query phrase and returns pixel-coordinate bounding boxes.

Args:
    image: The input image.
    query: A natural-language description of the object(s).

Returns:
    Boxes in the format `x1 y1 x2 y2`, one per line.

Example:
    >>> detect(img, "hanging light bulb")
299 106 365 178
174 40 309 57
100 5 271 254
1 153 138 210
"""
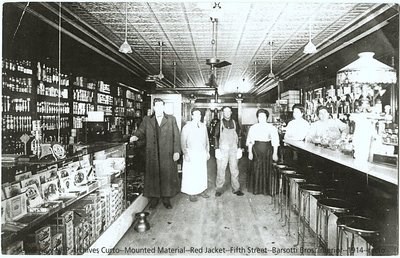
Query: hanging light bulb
119 2 132 54
267 41 275 79
303 20 317 54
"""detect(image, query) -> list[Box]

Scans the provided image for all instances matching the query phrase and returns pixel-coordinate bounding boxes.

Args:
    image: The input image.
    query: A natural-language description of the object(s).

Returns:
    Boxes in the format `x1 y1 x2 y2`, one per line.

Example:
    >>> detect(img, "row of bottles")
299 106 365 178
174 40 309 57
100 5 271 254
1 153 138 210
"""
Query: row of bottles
126 89 143 101
73 117 84 129
2 74 33 93
382 126 399 146
39 116 70 130
98 81 111 94
304 84 390 123
73 76 96 89
114 97 124 107
36 62 69 86
116 86 124 97
73 102 95 115
37 81 69 98
97 93 113 105
2 135 25 154
2 96 31 113
3 59 33 75
115 107 125 116
2 115 32 132
126 108 135 117
97 104 113 115
37 101 70 114
73 89 94 102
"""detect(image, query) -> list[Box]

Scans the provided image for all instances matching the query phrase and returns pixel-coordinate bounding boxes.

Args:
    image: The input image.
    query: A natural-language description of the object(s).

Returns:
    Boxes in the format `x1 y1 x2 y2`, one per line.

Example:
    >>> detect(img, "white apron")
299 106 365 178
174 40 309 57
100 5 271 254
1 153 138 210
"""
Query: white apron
181 122 208 195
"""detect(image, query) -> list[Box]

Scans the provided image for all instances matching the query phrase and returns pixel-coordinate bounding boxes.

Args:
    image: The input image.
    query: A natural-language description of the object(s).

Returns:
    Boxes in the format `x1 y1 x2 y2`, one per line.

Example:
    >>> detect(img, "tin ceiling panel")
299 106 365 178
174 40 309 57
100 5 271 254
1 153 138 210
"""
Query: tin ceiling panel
63 2 386 95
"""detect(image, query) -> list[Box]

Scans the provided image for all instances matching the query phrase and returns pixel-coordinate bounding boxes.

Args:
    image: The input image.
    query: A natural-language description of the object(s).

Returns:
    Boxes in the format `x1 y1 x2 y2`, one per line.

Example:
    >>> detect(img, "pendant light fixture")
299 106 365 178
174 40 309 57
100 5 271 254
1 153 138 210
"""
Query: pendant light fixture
303 19 317 54
119 2 132 54
337 52 396 85
267 41 275 79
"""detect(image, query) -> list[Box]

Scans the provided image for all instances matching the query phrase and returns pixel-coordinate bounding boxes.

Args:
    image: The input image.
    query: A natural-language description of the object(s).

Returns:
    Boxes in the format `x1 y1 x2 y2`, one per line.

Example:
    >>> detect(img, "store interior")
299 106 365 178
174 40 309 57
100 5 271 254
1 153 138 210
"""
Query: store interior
1 2 399 256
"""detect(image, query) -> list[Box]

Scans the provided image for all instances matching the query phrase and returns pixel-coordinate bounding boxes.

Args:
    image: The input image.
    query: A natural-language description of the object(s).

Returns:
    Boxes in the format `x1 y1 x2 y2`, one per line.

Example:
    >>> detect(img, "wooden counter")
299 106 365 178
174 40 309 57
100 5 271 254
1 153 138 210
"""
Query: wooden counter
284 139 398 185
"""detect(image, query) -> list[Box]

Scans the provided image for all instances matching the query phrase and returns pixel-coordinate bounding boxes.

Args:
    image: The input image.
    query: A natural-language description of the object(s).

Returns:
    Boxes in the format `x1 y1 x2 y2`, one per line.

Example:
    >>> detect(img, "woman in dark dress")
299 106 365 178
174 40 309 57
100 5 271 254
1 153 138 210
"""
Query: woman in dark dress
246 109 279 195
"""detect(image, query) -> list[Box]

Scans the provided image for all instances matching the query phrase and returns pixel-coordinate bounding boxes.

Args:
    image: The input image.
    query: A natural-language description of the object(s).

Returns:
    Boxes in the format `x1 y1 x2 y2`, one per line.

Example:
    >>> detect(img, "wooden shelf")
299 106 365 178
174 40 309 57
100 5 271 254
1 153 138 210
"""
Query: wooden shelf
72 84 95 91
73 99 93 104
36 95 69 101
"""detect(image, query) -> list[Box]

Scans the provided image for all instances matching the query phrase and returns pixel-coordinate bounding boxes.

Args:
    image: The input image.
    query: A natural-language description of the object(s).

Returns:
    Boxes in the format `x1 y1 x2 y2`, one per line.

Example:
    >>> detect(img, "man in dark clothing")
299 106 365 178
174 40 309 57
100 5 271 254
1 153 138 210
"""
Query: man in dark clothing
213 106 244 197
130 98 181 209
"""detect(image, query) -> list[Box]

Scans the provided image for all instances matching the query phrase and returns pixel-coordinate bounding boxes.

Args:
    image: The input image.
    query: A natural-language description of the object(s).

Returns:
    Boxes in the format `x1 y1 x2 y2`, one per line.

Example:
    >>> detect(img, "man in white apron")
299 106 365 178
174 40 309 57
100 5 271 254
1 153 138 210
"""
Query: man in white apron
214 106 244 197
181 108 210 202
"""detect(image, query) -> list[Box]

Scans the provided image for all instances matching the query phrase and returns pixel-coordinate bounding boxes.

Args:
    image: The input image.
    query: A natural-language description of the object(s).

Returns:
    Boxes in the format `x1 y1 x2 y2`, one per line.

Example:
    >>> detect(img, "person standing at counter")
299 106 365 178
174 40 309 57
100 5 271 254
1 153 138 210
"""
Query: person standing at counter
214 106 244 197
284 104 310 141
246 109 279 195
306 105 349 144
180 108 210 202
283 104 310 165
130 98 181 209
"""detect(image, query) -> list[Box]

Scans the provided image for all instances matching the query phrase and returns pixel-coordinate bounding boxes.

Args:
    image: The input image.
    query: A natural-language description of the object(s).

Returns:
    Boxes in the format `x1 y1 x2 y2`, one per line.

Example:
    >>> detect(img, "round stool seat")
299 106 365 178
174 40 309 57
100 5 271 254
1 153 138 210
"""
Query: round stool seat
337 215 379 235
274 163 288 169
300 183 324 195
286 174 306 183
318 198 355 213
280 168 297 175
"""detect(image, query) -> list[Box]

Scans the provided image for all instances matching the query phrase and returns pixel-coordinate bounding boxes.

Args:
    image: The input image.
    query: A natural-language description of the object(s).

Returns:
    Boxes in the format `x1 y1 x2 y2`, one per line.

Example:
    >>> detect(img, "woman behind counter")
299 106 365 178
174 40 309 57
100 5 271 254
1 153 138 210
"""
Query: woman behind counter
246 109 279 195
283 104 310 165
284 104 310 141
307 105 349 144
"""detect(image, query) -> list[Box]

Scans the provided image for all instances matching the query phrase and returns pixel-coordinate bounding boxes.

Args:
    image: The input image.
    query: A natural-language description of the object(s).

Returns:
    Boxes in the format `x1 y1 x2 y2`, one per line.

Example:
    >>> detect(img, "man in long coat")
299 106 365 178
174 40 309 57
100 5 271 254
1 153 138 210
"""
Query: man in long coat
130 98 181 209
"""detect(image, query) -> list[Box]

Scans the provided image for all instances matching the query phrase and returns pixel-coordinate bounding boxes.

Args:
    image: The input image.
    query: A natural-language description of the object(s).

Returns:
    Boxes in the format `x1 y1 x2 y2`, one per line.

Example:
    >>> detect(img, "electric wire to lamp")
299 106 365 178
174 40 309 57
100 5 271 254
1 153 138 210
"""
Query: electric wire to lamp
303 20 317 54
267 41 275 79
119 2 132 54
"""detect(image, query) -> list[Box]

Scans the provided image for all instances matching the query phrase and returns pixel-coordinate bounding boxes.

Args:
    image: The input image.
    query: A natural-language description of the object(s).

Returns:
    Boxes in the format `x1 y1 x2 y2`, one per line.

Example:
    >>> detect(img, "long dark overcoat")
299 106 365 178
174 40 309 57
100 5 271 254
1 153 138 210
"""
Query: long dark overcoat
134 113 181 197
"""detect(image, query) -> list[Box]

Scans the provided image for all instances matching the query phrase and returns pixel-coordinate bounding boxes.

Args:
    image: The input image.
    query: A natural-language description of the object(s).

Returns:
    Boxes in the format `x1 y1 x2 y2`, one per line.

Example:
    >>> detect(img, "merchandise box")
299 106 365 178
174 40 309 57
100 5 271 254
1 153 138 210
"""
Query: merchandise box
5 240 25 255
5 193 27 221
28 200 61 213
40 179 59 201
21 184 44 208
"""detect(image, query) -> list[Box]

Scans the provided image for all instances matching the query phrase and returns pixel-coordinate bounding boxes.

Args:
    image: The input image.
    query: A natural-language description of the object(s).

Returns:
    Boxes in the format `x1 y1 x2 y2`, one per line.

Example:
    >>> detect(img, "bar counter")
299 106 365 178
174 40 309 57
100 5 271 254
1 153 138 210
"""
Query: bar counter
284 139 398 185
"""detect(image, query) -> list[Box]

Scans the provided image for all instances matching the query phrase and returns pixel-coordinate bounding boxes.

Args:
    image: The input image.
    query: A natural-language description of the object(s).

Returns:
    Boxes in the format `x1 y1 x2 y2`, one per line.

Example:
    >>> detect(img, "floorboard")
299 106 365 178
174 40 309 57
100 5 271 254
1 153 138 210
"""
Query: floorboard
115 157 315 256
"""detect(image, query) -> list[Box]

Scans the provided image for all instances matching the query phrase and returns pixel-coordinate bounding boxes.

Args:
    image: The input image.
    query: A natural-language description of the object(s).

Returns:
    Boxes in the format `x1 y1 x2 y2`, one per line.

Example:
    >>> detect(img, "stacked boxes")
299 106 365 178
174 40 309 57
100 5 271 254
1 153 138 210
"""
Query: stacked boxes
73 219 84 254
51 233 63 255
280 90 300 109
71 202 94 254
81 193 102 240
111 179 124 221
4 241 24 255
25 226 52 255
98 187 111 229
48 210 74 255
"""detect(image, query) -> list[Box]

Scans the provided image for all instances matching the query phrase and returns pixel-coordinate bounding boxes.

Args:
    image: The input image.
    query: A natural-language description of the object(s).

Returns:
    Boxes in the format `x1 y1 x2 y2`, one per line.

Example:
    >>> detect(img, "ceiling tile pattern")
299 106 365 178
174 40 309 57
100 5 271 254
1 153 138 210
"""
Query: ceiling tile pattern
63 2 380 95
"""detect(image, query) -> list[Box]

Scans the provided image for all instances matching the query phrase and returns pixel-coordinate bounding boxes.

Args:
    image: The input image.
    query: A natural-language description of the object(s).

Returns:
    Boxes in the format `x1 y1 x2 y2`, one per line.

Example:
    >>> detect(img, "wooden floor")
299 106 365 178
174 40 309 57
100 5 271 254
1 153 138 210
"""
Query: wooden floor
115 157 314 256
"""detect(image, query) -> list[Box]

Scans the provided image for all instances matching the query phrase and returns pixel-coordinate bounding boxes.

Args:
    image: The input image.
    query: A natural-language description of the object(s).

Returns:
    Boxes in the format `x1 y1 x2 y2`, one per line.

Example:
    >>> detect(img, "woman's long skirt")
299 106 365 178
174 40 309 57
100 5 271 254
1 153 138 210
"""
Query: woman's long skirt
247 141 273 195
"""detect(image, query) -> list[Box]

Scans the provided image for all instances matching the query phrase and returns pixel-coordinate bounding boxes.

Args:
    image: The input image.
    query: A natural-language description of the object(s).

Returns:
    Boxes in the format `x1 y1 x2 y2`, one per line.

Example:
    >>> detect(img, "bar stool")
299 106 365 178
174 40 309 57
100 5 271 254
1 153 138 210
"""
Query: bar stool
315 197 355 255
296 183 324 250
277 167 296 221
271 162 286 206
272 163 290 209
336 215 380 256
284 173 306 236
